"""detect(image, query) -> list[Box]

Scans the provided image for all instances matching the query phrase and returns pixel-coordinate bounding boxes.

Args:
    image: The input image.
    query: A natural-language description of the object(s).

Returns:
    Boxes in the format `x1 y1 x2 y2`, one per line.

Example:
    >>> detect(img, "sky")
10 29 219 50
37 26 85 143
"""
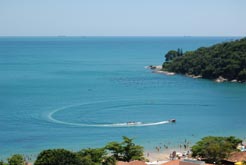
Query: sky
0 0 246 36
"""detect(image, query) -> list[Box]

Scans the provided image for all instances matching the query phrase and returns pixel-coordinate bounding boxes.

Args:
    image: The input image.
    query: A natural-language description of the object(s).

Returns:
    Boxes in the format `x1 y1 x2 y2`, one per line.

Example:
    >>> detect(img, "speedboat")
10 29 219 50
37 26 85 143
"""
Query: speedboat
169 119 176 123
126 121 141 125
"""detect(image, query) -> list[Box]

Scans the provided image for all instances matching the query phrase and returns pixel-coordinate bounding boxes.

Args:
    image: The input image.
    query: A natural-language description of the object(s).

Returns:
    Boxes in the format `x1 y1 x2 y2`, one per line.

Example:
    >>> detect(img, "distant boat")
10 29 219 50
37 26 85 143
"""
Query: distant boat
126 121 142 125
169 119 176 123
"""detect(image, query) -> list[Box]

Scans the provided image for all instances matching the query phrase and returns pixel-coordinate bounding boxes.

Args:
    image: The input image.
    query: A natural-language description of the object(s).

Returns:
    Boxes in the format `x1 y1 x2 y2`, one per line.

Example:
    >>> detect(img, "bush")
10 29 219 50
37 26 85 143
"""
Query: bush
34 149 81 165
191 136 242 164
77 148 107 165
7 154 25 165
105 136 144 162
30 136 143 165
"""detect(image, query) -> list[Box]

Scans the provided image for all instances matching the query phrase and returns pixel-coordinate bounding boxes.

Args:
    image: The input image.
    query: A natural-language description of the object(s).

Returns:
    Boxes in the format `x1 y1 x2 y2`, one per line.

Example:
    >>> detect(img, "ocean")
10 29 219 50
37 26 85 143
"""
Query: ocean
0 36 245 159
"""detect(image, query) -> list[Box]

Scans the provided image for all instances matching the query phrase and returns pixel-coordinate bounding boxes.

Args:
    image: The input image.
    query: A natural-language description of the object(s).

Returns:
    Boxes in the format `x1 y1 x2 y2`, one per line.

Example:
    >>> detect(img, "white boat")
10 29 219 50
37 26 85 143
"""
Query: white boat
126 121 142 125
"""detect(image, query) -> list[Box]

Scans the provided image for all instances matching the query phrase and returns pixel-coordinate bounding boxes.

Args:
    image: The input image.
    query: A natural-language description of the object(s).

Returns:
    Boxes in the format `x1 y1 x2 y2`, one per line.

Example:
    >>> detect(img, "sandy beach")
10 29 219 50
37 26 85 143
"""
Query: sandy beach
144 147 190 162
145 151 170 162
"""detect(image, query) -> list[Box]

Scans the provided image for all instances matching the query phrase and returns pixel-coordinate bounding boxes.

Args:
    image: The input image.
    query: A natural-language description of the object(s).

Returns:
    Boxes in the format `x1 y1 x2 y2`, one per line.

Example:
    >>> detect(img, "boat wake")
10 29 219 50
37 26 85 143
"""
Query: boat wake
47 107 170 128
105 120 170 127
47 101 175 128
48 116 170 127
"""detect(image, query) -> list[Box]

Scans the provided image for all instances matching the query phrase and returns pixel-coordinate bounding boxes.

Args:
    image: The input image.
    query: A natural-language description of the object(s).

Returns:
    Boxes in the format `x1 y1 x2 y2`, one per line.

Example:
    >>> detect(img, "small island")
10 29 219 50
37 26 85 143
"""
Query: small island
160 37 246 82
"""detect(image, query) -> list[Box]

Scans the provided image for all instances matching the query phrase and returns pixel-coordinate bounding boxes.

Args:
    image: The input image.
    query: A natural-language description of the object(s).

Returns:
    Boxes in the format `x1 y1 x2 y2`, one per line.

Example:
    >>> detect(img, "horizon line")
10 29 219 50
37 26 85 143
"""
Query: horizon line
0 35 244 38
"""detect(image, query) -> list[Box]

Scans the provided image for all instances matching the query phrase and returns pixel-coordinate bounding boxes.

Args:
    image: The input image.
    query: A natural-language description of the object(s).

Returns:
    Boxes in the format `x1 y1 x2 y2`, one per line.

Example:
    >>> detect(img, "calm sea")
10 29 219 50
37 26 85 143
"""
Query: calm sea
0 36 245 159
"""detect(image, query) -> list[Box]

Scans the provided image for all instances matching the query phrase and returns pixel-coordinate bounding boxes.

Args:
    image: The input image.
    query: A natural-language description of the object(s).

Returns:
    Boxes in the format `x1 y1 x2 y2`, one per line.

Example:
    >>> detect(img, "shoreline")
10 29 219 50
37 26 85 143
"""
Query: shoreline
4 139 246 164
143 139 193 162
147 65 175 76
148 65 243 83
144 148 190 162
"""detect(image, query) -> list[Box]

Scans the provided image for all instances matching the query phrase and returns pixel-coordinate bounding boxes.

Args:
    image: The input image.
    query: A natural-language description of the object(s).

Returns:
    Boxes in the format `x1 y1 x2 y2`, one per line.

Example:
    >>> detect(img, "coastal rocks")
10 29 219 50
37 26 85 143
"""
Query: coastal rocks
231 79 238 83
148 65 157 69
185 74 202 79
147 65 175 76
154 70 176 75
215 76 228 83
148 65 162 70
148 65 243 83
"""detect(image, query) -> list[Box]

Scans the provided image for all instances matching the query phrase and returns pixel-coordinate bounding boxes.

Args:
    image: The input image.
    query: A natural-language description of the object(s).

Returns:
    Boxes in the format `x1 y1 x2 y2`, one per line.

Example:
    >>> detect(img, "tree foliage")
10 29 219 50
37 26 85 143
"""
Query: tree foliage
165 48 183 62
7 154 25 165
162 38 246 82
191 136 242 163
34 149 82 165
33 136 142 164
105 136 144 162
77 148 109 165
0 160 7 165
102 156 116 165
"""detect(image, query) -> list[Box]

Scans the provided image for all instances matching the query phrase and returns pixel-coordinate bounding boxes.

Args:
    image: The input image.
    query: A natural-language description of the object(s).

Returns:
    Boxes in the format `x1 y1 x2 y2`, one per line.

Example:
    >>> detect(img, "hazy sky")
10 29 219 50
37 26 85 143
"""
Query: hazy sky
0 0 246 36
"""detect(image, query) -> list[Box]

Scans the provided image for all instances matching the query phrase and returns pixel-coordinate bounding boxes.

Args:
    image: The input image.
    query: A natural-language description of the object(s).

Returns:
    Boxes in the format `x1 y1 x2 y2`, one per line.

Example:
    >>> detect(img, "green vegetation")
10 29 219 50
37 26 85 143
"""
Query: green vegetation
162 38 246 82
34 147 116 165
7 154 25 165
34 149 82 165
0 136 143 165
165 48 183 62
0 136 140 165
191 136 242 164
2 136 243 164
34 148 111 165
105 136 144 162
77 148 114 165
0 161 7 165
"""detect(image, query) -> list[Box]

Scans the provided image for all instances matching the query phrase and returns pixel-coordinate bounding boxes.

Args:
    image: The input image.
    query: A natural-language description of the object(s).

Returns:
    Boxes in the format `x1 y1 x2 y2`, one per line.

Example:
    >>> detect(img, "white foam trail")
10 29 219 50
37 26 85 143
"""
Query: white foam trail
49 117 170 127
48 107 170 127
47 101 171 128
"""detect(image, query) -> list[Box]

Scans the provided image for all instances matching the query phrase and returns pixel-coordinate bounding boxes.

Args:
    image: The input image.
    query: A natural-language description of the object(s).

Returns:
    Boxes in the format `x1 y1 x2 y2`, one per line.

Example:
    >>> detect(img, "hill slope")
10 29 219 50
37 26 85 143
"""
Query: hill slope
162 38 246 82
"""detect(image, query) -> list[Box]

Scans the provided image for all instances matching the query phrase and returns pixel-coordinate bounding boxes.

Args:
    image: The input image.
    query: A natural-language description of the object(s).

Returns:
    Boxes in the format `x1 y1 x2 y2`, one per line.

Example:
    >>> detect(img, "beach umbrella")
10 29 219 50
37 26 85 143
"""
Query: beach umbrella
235 162 243 165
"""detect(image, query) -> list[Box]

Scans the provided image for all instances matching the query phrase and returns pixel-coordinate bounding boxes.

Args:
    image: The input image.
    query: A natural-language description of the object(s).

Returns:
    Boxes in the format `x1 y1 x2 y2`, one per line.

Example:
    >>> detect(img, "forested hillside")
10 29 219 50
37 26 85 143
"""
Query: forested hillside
162 38 246 82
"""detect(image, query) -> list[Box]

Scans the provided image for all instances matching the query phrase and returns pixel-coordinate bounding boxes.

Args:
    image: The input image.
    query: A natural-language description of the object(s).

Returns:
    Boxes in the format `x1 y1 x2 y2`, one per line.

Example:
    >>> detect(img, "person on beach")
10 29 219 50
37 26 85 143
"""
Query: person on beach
172 151 176 160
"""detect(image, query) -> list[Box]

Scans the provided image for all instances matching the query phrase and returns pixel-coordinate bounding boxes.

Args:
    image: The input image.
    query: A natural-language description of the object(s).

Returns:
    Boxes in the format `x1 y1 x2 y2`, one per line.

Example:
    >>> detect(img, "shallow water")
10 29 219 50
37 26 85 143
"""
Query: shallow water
0 36 245 159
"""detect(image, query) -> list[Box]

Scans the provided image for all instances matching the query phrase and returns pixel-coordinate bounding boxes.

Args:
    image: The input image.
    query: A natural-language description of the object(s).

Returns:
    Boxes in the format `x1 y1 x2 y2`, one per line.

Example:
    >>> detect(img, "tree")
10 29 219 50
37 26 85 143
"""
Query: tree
7 154 25 165
191 136 242 164
122 136 144 161
238 69 246 81
105 136 144 162
34 147 115 165
19 136 144 165
77 148 107 165
177 48 183 57
102 156 116 165
105 141 123 161
34 149 82 165
77 155 94 165
165 50 178 62
202 65 216 79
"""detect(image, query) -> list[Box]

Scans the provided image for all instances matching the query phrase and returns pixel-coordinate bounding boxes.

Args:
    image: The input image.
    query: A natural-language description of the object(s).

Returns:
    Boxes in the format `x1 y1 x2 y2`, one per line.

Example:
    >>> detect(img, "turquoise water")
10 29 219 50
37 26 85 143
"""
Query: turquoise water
0 37 246 159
